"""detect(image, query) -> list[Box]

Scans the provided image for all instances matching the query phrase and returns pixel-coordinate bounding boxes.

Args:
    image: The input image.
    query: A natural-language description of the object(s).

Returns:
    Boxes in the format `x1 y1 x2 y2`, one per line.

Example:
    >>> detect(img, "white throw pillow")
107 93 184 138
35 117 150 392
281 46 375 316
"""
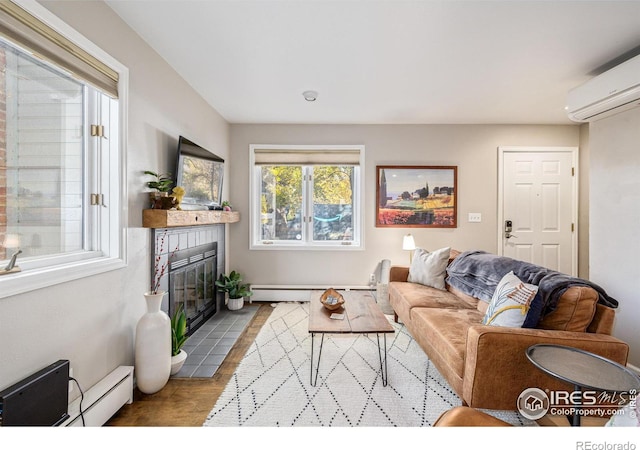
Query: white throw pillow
407 247 451 290
482 271 539 327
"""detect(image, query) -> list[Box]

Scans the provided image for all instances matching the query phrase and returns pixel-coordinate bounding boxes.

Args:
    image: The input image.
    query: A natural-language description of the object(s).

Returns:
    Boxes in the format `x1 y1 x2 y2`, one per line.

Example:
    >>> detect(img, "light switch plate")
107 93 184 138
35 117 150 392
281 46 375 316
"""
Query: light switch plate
468 213 482 223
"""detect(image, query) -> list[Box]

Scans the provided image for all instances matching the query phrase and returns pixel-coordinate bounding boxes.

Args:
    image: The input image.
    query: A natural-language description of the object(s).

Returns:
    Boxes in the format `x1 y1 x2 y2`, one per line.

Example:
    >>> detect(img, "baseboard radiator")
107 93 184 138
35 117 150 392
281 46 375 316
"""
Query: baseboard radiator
250 285 372 302
61 366 133 427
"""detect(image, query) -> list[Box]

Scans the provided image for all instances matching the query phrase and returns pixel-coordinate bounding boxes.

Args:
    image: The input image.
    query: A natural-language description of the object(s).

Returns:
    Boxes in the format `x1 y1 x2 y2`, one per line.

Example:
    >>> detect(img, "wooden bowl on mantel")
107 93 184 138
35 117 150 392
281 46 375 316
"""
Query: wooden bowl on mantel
320 288 345 311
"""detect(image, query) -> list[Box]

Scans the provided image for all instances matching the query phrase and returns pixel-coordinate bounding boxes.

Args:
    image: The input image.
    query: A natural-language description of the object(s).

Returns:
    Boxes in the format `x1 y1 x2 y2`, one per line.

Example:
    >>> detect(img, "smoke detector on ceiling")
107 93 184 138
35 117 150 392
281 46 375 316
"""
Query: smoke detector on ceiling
302 90 318 101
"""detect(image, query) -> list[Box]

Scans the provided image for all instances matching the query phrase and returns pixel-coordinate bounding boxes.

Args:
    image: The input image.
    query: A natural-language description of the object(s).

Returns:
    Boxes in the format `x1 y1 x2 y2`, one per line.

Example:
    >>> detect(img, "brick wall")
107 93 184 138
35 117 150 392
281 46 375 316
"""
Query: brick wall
0 47 6 260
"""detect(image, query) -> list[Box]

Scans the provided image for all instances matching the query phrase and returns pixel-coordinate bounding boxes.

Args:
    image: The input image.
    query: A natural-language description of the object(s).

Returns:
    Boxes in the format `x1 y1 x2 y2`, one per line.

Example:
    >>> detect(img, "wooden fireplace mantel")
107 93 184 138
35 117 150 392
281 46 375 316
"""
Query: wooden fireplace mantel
142 209 240 228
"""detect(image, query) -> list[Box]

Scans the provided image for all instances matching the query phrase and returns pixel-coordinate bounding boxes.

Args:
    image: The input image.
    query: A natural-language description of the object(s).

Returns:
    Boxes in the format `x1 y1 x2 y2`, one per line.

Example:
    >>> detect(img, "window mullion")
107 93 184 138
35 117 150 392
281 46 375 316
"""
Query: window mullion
98 92 114 255
303 166 313 244
85 88 99 252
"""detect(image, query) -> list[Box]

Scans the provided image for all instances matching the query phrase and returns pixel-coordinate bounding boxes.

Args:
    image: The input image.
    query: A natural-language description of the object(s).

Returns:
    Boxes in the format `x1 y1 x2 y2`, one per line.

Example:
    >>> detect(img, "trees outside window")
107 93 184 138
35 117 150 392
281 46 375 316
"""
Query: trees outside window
251 146 363 250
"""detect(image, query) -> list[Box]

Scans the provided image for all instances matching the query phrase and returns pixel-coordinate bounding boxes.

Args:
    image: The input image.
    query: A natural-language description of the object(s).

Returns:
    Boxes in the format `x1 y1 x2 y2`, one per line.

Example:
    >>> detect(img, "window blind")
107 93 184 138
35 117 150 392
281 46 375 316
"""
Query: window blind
253 148 361 165
0 1 119 97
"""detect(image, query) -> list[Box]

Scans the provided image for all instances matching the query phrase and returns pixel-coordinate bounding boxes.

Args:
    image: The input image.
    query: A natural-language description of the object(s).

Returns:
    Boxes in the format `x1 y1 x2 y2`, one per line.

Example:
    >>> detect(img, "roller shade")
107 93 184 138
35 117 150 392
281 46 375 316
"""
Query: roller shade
0 1 119 98
254 148 361 165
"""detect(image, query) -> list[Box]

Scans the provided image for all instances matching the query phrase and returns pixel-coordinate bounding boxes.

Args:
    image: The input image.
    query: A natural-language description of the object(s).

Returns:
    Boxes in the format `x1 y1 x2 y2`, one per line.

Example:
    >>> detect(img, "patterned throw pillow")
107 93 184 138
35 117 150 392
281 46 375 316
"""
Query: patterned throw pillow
483 271 539 327
407 247 451 290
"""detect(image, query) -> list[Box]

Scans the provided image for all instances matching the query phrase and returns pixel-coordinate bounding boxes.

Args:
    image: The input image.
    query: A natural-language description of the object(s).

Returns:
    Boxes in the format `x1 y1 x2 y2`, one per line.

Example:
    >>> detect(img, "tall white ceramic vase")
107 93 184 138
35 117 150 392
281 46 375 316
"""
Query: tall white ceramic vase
135 291 171 394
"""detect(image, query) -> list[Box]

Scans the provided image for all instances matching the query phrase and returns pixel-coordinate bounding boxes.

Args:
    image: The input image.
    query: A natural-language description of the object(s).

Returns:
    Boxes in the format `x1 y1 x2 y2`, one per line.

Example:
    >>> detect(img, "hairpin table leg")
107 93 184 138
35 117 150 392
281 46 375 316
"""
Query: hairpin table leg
377 333 388 387
310 332 325 387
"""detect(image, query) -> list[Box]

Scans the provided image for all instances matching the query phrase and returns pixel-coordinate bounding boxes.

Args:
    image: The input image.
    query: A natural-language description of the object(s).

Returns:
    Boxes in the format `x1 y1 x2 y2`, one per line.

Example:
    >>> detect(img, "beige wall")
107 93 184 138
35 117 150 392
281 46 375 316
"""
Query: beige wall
578 123 590 279
229 124 582 287
589 107 640 368
0 1 229 394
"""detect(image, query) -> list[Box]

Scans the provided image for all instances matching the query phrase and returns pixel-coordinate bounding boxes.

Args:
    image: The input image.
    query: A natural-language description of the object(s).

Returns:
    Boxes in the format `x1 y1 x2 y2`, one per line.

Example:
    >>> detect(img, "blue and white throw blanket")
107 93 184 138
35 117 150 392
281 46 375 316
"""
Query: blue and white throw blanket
446 250 619 327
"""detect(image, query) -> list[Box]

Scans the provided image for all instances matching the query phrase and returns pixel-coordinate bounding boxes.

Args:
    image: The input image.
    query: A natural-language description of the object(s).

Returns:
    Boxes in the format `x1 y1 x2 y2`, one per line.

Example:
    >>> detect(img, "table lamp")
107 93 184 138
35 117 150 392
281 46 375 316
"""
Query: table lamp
402 234 416 264
1 234 22 275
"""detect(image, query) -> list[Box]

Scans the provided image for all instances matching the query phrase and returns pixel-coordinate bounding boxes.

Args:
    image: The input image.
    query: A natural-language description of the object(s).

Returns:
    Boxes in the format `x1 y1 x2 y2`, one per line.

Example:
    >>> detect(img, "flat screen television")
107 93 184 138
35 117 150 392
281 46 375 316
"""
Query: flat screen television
175 136 224 210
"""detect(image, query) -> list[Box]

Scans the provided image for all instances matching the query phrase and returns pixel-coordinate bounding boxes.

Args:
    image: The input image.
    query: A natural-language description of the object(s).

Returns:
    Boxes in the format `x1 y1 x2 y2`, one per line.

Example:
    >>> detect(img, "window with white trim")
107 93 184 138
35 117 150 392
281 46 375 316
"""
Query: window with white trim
250 145 364 250
0 1 126 298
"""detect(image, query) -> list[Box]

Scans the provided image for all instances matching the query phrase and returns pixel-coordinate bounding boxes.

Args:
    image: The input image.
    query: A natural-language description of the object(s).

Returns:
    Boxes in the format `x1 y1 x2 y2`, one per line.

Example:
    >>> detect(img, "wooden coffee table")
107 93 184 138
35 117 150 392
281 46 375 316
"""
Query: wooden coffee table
308 290 395 387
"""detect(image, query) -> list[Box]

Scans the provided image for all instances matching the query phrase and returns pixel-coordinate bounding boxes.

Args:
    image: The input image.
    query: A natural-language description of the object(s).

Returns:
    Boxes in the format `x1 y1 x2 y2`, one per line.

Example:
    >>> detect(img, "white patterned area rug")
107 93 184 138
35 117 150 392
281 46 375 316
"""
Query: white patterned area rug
203 302 535 427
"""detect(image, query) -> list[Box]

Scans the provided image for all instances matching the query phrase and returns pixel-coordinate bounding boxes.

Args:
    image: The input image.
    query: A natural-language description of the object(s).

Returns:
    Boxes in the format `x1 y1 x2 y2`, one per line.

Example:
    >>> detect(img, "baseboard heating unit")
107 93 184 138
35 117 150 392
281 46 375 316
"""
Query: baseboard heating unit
0 360 70 426
61 366 133 427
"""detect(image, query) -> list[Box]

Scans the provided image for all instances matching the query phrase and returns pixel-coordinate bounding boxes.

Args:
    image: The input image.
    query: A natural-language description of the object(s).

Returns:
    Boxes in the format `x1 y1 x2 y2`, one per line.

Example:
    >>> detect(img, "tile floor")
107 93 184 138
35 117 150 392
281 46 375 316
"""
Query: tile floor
172 303 260 378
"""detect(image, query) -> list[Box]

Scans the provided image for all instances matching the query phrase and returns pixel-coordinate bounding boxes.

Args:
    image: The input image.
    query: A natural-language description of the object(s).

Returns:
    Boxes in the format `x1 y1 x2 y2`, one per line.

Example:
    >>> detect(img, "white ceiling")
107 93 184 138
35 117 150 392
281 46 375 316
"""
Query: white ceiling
106 1 640 125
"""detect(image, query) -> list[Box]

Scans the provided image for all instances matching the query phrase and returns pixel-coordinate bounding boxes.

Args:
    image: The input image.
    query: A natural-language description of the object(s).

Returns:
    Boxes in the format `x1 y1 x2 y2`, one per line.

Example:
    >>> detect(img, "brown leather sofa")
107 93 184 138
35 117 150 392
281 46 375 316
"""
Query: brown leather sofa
389 252 630 411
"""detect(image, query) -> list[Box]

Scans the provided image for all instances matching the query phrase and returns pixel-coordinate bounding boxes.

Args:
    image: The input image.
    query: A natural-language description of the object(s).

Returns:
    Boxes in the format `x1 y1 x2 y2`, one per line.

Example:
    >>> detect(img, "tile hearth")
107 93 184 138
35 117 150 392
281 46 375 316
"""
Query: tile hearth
172 304 260 378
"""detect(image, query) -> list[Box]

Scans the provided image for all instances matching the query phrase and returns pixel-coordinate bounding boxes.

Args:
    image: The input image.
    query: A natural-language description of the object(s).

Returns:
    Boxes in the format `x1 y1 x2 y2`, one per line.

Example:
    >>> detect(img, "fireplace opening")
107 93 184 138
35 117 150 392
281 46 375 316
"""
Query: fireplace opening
168 242 217 335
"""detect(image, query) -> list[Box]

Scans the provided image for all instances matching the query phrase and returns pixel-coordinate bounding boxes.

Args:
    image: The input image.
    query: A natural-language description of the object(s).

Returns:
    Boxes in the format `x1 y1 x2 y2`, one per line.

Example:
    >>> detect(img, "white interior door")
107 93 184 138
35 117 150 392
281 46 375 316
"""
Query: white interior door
498 147 578 275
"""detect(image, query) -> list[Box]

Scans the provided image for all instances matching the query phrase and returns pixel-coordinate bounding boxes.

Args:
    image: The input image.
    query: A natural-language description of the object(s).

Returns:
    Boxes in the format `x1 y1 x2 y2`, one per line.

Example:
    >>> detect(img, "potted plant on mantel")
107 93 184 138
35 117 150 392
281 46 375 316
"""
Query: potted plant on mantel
170 303 188 375
215 270 253 311
144 170 174 209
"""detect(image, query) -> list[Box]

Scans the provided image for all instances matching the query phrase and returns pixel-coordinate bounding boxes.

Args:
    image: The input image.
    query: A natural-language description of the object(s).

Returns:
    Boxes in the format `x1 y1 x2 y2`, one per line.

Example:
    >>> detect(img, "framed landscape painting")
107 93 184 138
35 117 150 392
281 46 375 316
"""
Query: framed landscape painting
376 165 457 228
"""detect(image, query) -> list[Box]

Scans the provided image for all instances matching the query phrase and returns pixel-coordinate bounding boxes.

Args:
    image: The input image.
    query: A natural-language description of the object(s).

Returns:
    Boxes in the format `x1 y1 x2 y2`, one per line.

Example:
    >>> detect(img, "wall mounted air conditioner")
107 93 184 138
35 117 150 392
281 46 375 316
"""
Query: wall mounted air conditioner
566 54 640 122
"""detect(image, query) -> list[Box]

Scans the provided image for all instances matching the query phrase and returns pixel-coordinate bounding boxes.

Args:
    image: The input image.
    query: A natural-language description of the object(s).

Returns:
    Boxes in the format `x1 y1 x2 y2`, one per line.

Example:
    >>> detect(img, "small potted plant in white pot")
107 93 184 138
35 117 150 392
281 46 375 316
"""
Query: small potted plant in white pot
215 270 253 311
170 303 188 375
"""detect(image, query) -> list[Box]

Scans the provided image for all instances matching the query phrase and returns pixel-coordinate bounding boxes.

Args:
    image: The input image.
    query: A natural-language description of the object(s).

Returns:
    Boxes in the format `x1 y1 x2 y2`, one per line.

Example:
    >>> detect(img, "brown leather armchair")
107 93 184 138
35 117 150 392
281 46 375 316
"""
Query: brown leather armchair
433 406 511 427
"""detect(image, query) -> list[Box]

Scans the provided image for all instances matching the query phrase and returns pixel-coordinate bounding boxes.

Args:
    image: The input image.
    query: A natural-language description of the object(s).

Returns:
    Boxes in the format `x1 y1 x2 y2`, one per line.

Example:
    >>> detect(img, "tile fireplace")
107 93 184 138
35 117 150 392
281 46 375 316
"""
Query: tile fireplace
168 241 217 335
151 224 225 335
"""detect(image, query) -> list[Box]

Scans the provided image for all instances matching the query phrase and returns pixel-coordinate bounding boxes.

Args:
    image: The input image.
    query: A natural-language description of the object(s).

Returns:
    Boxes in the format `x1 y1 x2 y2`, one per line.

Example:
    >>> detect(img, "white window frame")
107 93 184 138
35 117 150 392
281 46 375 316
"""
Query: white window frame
249 144 364 251
0 0 128 298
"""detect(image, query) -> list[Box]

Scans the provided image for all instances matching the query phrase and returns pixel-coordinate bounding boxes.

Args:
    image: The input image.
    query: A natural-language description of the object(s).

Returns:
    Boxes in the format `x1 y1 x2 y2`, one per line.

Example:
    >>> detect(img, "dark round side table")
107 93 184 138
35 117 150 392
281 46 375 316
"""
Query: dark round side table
526 344 640 426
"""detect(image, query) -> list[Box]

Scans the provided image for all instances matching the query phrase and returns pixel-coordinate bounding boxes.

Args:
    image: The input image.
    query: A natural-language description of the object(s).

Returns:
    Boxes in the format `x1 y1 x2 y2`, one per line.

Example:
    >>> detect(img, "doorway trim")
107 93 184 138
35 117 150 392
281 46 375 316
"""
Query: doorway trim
497 146 579 276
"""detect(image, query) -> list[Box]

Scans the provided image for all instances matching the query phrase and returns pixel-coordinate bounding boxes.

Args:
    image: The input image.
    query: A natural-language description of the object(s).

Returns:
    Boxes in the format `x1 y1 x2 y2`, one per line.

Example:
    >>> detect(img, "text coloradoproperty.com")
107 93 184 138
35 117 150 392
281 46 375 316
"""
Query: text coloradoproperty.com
551 407 627 417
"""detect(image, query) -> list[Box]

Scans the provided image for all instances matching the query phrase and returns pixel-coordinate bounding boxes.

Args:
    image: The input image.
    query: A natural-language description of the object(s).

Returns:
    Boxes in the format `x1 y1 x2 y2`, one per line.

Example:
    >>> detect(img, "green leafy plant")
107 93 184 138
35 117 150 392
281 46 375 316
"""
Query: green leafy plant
171 304 187 357
215 270 253 299
144 170 174 193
